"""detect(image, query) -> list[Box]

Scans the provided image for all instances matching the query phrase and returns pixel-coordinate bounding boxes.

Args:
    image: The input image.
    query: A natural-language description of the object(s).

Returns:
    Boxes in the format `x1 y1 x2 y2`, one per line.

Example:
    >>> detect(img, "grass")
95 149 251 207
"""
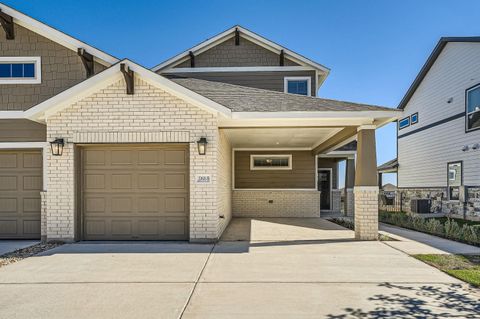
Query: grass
429 217 480 227
414 254 480 287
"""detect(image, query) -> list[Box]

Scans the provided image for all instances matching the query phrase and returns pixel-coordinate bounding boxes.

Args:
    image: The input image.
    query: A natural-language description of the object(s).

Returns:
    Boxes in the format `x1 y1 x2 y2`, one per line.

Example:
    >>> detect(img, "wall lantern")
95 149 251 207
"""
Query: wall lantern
50 138 65 156
197 137 208 155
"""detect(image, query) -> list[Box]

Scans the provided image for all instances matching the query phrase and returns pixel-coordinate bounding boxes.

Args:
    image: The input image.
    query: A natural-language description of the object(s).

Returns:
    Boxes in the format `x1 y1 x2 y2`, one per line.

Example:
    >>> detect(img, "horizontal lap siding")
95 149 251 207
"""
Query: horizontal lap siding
399 42 480 187
0 119 46 142
234 150 315 189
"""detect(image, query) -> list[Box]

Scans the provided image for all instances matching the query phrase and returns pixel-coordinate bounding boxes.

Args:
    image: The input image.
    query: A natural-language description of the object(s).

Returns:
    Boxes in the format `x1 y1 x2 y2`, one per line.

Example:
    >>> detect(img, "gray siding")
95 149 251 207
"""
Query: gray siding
398 42 480 187
0 24 106 111
0 119 46 142
166 71 317 96
175 37 299 68
234 150 315 189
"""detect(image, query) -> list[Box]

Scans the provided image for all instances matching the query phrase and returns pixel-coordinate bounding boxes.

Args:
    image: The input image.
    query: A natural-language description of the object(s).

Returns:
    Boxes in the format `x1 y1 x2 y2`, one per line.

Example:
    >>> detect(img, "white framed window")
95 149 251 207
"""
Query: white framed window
284 76 311 96
0 57 42 84
466 83 480 132
398 116 410 130
250 154 292 170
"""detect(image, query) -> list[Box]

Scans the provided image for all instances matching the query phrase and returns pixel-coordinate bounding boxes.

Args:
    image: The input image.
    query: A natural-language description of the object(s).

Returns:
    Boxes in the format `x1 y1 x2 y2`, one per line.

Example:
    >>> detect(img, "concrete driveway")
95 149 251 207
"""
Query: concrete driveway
0 218 478 319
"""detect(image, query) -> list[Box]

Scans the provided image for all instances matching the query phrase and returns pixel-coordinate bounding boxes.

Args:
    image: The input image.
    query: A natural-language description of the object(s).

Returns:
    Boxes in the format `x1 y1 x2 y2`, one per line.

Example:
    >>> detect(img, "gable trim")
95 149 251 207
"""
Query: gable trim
162 66 314 73
0 3 119 66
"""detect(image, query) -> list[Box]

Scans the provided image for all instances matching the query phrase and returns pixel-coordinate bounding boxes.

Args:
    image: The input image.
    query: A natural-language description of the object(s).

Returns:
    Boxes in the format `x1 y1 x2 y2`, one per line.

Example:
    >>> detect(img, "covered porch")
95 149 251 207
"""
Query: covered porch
220 113 396 240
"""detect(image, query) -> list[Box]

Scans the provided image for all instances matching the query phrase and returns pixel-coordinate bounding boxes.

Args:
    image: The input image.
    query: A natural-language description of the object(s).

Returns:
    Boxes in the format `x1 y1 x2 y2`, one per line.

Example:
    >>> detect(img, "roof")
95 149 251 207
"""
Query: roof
152 25 330 75
23 60 232 122
398 37 480 109
377 158 398 173
170 77 395 112
0 3 118 66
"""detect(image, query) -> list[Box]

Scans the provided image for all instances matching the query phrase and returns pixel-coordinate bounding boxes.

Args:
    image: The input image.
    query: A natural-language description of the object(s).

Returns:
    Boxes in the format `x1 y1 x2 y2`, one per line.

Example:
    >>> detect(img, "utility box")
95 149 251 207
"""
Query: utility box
411 199 431 214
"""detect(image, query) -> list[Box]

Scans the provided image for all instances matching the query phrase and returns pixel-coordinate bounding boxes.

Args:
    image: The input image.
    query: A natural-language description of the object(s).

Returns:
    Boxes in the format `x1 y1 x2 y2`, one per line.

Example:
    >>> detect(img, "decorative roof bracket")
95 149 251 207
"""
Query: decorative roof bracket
189 51 195 68
0 9 14 40
77 48 95 78
279 49 285 66
235 28 240 45
120 63 134 95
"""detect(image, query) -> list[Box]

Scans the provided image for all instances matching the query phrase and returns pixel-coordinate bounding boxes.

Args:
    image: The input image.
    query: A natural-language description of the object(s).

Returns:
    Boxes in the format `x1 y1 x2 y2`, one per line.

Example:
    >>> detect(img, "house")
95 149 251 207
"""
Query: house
395 37 480 219
0 3 399 242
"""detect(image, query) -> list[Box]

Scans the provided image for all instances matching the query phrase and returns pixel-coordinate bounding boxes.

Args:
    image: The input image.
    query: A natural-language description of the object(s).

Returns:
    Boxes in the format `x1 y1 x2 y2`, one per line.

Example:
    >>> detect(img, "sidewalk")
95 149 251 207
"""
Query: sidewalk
380 223 480 255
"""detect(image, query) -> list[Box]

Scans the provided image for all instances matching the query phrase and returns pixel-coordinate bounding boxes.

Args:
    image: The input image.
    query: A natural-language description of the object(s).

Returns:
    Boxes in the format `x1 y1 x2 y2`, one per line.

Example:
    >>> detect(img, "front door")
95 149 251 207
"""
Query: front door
318 169 331 210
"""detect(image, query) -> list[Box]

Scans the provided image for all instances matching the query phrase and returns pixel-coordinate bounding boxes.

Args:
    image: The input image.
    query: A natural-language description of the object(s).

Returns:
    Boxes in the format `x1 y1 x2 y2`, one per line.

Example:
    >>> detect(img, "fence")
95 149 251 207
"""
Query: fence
379 190 403 212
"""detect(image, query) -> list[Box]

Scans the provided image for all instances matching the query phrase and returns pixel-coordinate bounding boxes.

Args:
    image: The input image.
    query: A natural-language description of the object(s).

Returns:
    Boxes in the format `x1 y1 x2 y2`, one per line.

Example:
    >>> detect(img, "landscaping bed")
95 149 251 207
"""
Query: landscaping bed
379 211 480 246
0 241 64 268
414 254 480 287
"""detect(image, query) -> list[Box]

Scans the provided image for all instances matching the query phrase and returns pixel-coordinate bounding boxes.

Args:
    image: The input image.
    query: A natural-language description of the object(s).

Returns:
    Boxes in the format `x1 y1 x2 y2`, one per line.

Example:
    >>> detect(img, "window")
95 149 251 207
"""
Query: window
399 117 410 130
447 161 462 200
411 112 418 124
0 57 41 84
250 154 292 170
466 84 480 131
284 77 311 96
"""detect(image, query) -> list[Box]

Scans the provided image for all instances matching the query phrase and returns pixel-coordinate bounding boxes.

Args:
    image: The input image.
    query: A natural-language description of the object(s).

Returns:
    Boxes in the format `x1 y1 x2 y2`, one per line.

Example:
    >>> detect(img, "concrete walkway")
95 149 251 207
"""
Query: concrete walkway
380 223 480 255
0 218 478 318
0 240 39 256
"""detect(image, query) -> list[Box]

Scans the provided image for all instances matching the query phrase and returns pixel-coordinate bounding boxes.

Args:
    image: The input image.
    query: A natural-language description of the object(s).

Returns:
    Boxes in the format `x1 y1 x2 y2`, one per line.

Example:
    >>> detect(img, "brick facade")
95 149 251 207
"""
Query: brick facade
216 130 232 237
345 188 354 216
354 186 379 240
45 76 220 241
232 190 320 218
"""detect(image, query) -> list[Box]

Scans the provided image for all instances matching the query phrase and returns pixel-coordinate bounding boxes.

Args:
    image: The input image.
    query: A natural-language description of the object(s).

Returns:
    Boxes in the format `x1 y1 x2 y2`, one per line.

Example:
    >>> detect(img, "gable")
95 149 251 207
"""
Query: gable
173 36 299 68
0 23 107 111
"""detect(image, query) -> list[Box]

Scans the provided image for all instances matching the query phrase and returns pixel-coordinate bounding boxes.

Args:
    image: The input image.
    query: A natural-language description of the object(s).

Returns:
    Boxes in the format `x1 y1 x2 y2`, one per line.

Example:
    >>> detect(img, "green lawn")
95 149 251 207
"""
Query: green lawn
414 254 480 287
428 217 480 227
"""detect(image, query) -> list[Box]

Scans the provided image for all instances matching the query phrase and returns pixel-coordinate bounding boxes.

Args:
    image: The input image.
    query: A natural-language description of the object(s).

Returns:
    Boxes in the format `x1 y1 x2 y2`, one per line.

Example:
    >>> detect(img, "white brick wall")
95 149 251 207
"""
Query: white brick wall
354 186 379 240
216 130 232 237
45 77 219 241
233 190 320 217
345 188 354 216
40 191 47 241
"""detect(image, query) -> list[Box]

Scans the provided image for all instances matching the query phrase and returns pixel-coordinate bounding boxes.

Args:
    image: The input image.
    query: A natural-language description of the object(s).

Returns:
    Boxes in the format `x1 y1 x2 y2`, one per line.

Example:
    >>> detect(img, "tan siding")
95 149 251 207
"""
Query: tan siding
398 42 480 187
234 150 315 189
0 119 46 142
0 24 106 111
175 37 299 68
166 71 317 96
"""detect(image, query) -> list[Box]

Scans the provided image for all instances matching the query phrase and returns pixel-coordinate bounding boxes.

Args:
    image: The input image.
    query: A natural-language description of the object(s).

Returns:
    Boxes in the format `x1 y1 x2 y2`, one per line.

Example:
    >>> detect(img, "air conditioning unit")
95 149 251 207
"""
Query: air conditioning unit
410 199 431 214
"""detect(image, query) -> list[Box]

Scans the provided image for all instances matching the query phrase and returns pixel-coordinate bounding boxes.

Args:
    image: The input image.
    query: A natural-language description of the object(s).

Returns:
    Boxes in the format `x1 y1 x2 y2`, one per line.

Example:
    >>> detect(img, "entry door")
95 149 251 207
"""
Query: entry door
318 169 331 210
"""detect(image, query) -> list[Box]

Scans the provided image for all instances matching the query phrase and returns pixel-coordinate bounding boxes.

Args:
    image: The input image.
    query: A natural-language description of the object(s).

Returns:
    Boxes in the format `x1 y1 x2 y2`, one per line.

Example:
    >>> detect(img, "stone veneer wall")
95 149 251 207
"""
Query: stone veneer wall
232 190 320 218
398 187 480 220
354 186 378 240
216 130 232 238
46 77 219 242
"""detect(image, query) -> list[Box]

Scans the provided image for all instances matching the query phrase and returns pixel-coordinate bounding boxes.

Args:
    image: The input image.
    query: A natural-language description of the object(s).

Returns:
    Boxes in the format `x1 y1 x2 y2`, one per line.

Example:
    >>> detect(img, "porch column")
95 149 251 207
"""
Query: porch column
354 126 379 240
344 158 355 216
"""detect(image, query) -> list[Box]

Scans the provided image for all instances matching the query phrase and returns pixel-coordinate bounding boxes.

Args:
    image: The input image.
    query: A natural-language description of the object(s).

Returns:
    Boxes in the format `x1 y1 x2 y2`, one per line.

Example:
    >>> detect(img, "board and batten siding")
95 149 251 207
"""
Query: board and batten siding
165 71 317 96
398 42 480 187
234 150 315 189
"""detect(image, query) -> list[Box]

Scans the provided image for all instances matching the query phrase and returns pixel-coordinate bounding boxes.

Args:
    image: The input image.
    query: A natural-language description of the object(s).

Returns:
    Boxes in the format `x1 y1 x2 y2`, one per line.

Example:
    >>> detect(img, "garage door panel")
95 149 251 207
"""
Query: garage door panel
82 145 189 240
0 150 42 239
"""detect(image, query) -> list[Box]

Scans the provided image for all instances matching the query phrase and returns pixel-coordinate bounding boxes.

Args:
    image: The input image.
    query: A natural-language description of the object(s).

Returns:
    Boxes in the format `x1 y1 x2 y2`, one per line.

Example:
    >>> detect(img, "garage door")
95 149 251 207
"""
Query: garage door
81 144 189 240
0 150 42 239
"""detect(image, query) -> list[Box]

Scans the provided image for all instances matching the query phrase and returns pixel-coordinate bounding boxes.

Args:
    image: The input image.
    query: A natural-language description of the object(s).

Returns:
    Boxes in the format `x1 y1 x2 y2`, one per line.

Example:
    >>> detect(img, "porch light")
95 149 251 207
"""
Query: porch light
197 137 208 155
50 138 65 156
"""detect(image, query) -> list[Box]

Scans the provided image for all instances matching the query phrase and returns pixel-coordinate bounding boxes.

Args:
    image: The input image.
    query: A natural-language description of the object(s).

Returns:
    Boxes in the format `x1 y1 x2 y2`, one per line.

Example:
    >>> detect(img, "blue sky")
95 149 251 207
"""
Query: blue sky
4 0 480 185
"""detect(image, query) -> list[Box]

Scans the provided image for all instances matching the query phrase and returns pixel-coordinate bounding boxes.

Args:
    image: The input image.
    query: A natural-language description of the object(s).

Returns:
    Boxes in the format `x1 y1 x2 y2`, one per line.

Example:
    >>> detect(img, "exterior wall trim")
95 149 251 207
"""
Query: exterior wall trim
163 66 314 73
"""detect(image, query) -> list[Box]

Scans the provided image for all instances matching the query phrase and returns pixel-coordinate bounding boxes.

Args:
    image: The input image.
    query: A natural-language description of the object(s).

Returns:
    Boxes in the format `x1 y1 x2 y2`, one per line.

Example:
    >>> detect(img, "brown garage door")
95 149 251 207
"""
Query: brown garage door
81 144 189 240
0 150 42 239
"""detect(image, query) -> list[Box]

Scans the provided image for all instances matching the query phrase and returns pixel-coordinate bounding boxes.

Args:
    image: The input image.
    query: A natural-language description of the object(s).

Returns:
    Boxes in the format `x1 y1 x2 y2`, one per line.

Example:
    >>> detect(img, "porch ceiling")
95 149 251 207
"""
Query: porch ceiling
223 127 343 148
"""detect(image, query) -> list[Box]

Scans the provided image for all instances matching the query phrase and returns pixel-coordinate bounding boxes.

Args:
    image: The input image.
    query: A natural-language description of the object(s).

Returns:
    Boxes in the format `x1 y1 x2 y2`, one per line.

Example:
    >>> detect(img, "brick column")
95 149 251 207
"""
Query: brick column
354 126 379 240
40 191 47 242
345 158 355 216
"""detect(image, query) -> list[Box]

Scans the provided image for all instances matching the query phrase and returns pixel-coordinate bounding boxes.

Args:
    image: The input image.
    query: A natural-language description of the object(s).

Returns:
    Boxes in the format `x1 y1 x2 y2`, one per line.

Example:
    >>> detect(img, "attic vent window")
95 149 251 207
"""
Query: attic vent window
284 77 311 96
0 57 41 84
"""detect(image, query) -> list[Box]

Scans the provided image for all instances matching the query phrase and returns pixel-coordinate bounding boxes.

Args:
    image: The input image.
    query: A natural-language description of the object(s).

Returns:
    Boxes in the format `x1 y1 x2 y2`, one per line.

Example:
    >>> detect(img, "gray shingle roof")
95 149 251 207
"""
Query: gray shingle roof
169 77 394 112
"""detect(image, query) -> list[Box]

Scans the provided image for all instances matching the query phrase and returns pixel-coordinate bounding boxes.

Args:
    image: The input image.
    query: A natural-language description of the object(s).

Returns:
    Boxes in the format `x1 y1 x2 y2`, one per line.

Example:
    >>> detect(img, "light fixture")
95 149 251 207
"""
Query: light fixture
197 137 208 155
462 145 469 152
50 138 64 156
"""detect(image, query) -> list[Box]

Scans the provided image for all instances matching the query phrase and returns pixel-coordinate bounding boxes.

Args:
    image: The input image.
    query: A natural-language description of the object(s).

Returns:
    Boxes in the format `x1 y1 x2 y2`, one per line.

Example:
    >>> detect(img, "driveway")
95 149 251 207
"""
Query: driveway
0 218 478 318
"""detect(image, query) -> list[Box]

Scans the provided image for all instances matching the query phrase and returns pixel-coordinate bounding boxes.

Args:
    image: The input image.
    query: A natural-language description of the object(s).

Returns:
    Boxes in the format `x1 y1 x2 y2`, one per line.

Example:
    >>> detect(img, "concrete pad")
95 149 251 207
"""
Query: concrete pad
380 223 480 255
0 283 193 319
182 282 480 319
0 242 212 283
202 240 458 283
0 240 39 256
221 218 353 241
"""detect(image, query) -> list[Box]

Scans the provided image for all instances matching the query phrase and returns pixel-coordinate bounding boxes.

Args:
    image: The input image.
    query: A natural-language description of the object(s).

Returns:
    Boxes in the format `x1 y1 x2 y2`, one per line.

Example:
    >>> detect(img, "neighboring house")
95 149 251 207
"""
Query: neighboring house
0 3 399 242
395 37 480 219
